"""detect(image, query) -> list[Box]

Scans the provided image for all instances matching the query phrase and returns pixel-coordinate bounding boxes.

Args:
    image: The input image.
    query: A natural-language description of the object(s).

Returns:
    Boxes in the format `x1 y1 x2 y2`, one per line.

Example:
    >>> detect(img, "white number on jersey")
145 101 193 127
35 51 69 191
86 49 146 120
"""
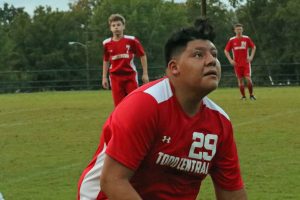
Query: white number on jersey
188 132 218 161
126 45 130 54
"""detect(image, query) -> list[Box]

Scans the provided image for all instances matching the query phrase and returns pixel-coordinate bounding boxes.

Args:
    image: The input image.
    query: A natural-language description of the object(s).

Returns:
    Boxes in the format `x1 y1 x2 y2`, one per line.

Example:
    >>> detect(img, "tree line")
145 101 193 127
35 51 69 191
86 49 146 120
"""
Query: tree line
0 0 299 91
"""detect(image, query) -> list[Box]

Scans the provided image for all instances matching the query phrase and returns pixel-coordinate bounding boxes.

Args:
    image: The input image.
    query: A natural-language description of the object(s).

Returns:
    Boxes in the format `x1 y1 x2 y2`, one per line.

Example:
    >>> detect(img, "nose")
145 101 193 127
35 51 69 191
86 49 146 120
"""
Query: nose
205 53 217 67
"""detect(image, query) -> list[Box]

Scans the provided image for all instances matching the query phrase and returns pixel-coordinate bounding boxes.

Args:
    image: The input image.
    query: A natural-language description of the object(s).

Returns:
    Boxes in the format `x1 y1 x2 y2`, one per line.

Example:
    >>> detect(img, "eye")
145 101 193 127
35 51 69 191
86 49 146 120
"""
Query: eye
194 51 203 58
211 51 218 58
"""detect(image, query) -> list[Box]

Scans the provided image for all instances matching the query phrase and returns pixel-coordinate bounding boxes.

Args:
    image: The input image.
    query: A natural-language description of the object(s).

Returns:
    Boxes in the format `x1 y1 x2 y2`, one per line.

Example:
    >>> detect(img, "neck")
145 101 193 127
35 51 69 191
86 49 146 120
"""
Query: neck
113 34 123 41
177 94 203 117
171 80 205 117
236 34 243 38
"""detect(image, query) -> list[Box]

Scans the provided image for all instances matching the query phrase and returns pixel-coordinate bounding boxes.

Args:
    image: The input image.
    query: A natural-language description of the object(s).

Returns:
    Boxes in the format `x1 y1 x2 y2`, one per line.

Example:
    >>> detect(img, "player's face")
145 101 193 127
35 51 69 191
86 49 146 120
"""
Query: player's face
110 21 125 37
174 39 221 95
234 26 243 35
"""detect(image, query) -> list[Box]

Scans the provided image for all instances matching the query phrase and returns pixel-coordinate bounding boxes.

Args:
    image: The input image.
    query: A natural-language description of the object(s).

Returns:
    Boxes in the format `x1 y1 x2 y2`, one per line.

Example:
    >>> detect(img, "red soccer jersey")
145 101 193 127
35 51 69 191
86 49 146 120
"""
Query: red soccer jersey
103 35 145 74
225 35 255 66
78 78 244 200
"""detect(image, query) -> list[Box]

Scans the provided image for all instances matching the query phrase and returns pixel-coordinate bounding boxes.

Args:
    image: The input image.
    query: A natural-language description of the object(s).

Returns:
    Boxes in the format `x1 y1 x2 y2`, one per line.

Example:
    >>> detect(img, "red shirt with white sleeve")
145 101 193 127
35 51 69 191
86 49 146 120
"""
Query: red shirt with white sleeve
78 78 244 200
103 35 145 75
225 35 255 66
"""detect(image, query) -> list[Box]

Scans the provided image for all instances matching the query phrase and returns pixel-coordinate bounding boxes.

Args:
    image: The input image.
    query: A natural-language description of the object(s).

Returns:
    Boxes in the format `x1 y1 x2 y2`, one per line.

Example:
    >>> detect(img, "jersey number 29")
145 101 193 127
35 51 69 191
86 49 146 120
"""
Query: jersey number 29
188 132 218 161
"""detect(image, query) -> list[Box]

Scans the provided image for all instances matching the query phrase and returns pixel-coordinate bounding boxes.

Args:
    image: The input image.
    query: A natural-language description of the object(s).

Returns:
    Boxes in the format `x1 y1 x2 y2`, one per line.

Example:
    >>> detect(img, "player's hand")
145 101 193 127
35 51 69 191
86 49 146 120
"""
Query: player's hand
142 74 149 84
102 77 109 89
229 60 235 66
248 57 253 63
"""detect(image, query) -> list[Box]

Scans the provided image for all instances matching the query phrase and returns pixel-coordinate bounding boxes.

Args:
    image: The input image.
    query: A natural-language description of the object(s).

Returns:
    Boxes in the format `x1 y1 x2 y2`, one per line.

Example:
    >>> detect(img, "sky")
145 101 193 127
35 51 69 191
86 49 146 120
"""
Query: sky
0 0 186 15
0 0 230 16
0 0 74 14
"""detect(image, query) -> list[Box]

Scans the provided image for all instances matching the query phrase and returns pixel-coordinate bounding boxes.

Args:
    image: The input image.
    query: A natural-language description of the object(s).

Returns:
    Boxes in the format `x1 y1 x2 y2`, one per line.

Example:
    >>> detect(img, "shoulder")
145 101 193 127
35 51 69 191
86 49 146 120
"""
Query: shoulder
229 36 236 41
124 35 142 45
226 37 236 45
242 35 253 41
142 78 173 104
203 97 230 121
102 37 112 45
122 78 173 106
113 79 172 121
124 35 136 40
243 35 255 44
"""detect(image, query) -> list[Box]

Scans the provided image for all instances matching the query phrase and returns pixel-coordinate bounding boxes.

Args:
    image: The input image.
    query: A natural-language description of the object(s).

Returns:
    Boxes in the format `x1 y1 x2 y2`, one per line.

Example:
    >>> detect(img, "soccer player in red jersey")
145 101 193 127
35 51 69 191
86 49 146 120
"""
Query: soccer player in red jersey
224 23 256 100
78 18 247 200
102 14 149 106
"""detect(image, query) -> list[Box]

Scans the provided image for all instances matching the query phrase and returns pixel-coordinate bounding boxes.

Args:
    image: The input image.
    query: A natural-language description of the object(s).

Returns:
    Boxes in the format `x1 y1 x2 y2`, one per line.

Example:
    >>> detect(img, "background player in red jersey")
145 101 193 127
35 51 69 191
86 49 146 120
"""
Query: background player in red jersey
224 23 256 100
102 14 149 106
78 18 247 200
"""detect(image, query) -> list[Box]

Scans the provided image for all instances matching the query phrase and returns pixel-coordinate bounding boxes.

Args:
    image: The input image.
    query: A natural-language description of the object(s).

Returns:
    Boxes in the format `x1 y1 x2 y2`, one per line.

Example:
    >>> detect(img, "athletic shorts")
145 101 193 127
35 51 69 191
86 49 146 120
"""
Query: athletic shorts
109 72 139 106
234 63 251 78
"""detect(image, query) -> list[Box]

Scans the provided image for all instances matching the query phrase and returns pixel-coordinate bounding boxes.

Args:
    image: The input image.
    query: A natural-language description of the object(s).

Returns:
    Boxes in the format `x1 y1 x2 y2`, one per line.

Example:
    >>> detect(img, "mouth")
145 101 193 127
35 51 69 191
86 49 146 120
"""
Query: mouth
204 70 218 77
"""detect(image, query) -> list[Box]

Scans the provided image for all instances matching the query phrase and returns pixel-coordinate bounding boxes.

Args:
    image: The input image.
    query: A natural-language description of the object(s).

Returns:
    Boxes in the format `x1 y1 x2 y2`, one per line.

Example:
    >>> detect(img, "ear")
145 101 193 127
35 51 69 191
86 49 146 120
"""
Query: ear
167 59 180 76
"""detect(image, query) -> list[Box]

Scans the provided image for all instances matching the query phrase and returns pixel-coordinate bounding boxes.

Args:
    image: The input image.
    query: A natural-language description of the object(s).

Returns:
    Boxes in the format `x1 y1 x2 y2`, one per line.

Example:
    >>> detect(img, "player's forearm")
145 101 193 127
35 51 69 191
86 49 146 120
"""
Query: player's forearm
100 155 142 200
249 46 256 60
224 51 232 62
102 61 109 78
140 55 148 76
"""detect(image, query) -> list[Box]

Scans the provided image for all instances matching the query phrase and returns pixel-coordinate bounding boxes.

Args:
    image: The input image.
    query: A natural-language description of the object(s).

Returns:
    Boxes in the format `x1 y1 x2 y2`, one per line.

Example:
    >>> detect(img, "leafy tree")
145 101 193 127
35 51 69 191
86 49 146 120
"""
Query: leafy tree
234 0 300 83
0 0 299 91
185 0 236 64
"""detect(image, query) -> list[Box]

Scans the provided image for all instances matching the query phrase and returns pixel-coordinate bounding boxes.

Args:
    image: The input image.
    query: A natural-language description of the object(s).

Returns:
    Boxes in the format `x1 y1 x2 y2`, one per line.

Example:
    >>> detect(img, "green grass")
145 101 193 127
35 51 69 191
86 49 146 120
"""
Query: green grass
0 87 299 200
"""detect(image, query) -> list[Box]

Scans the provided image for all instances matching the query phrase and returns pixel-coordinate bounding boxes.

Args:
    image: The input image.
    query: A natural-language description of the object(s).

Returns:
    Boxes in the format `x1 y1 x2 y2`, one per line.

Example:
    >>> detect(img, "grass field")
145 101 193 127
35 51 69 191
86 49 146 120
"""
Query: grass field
0 87 299 200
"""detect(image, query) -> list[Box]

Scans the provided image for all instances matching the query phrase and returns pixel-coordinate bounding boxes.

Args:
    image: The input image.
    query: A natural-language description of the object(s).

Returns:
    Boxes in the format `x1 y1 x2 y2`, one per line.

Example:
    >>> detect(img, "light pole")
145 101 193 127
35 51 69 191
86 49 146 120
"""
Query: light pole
201 0 206 17
68 41 90 89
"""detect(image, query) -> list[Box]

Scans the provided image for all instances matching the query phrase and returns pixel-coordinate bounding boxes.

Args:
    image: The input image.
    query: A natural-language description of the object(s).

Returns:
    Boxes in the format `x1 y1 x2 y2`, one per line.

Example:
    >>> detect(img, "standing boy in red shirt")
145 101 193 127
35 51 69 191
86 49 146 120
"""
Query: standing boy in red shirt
224 23 256 100
102 14 149 106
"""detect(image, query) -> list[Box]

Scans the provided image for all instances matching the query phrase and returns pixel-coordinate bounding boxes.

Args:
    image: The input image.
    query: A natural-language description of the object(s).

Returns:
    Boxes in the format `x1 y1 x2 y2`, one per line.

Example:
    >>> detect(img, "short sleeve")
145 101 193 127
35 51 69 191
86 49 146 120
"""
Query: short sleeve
103 43 109 61
209 121 244 190
224 40 232 52
248 37 255 48
105 92 158 170
133 38 145 57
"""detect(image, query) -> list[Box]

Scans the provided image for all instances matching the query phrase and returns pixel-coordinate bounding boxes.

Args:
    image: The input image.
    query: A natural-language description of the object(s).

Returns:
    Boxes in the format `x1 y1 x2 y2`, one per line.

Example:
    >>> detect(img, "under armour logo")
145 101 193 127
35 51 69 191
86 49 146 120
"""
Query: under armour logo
162 136 171 143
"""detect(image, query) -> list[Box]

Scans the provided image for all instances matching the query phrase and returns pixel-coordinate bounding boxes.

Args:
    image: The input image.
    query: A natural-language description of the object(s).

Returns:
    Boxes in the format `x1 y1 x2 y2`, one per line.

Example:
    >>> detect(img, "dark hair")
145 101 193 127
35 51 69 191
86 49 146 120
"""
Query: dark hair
164 18 215 65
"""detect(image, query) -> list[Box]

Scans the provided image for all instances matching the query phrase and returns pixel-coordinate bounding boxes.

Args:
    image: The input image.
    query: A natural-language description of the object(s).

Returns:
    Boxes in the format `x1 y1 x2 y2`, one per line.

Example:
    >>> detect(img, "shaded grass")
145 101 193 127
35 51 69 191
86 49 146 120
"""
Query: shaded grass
0 91 113 200
0 87 299 199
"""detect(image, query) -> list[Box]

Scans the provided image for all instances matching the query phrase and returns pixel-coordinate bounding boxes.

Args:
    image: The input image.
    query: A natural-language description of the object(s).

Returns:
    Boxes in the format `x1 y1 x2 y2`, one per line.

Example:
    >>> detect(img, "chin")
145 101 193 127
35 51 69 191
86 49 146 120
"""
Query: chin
198 84 218 97
207 82 219 92
209 78 219 86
